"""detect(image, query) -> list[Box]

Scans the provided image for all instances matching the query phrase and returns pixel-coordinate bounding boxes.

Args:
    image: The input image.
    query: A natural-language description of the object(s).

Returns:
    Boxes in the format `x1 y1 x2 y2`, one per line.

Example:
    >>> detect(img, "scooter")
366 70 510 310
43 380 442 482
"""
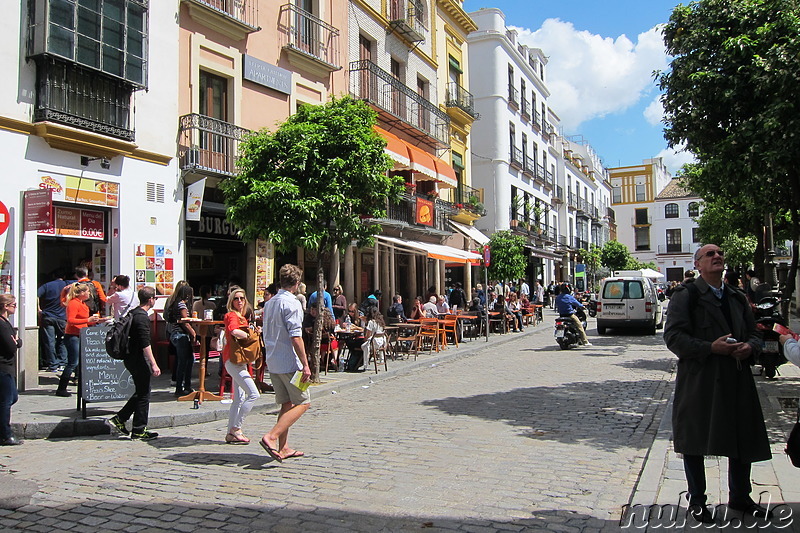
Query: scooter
554 308 588 350
586 296 598 318
752 295 788 379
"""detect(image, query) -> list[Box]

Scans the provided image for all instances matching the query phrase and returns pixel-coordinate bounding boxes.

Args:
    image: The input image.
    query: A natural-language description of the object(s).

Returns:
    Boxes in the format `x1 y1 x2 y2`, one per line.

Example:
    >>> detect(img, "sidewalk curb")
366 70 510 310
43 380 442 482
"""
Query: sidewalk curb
14 322 548 440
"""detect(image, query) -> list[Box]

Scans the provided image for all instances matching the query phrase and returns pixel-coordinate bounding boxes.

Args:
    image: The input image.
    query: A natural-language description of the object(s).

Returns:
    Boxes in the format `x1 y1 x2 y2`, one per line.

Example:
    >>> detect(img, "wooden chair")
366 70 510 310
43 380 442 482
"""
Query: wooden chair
366 332 388 373
417 318 440 354
442 315 459 347
488 312 507 334
394 324 419 359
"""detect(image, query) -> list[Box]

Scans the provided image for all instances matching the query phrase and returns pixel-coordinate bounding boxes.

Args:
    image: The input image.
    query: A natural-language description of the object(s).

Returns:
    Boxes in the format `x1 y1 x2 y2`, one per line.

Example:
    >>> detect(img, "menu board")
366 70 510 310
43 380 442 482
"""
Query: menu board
255 239 274 301
38 207 105 241
38 174 119 208
134 243 175 295
80 325 132 402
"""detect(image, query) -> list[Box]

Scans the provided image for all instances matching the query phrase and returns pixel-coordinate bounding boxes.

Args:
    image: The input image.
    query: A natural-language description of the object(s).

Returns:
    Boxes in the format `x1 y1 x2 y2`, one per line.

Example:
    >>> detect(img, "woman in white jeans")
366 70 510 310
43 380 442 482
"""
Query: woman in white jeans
223 289 260 444
360 307 386 370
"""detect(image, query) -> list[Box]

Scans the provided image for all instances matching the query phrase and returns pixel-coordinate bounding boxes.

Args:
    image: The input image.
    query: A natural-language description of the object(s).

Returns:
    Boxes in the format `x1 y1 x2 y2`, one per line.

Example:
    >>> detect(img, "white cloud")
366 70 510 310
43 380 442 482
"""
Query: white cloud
643 95 664 126
657 146 696 175
513 19 669 132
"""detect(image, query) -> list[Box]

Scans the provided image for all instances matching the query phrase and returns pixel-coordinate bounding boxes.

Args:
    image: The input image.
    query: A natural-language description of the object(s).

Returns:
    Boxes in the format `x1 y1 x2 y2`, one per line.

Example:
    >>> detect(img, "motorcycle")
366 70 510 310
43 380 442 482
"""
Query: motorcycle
586 296 598 318
554 308 588 350
752 295 788 379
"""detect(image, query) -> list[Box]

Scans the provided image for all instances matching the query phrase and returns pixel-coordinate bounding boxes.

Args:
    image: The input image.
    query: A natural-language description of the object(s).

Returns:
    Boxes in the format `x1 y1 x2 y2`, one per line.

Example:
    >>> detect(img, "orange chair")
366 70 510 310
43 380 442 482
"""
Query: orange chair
417 318 440 354
442 315 459 347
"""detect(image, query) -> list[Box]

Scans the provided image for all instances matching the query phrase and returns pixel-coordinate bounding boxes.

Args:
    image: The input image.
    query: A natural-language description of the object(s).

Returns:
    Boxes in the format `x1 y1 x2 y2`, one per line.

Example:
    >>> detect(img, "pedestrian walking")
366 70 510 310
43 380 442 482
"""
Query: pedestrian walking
223 288 260 444
106 274 138 320
56 283 104 397
107 286 161 440
260 264 311 462
164 281 196 396
664 244 773 523
0 294 22 445
37 269 67 372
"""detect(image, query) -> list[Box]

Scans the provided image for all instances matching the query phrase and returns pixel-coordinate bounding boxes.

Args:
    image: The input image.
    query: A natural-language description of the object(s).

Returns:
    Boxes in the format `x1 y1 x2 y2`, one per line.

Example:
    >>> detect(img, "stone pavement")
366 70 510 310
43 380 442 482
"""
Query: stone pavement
0 308 677 531
626 313 800 531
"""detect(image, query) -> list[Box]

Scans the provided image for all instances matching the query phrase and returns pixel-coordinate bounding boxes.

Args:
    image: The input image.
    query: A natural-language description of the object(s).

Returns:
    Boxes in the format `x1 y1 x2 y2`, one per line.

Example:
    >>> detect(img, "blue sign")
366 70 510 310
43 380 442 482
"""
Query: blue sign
243 55 292 95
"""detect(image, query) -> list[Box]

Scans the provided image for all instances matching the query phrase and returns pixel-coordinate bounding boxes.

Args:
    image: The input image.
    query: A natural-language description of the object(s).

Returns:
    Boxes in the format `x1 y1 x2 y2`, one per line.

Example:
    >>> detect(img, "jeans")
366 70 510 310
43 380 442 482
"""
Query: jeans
40 316 67 369
170 330 193 392
224 360 259 431
0 371 18 440
60 334 81 386
117 356 152 433
683 455 752 506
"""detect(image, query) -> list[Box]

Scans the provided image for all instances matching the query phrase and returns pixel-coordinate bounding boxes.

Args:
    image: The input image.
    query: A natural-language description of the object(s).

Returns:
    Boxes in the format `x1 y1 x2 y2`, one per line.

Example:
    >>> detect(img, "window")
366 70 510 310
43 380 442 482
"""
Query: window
666 229 682 253
452 151 464 187
692 227 700 243
612 186 621 203
200 71 228 121
29 0 148 87
635 227 650 251
635 208 649 225
688 202 700 217
521 133 528 164
665 203 679 218
635 184 646 201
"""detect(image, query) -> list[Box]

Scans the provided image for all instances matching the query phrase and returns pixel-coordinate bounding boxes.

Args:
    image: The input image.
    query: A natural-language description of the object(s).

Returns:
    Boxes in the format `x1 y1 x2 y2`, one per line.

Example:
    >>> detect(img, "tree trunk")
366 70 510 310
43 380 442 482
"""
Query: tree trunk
310 264 324 383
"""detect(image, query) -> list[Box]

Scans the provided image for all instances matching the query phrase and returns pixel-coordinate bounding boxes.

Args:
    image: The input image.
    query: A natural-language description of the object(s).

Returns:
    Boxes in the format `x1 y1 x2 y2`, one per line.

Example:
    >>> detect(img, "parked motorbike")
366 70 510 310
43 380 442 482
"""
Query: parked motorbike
554 308 588 350
586 296 598 318
752 295 788 379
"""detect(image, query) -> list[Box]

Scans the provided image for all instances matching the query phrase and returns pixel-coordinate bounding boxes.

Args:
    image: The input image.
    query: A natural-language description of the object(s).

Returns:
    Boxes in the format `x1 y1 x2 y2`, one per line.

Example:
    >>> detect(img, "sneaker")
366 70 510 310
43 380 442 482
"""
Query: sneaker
108 415 130 435
583 342 593 347
55 389 71 397
131 428 158 440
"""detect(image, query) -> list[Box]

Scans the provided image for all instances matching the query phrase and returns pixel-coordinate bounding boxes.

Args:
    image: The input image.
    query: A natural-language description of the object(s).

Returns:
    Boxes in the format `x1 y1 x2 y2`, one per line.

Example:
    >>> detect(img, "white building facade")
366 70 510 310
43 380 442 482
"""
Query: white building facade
0 1 180 389
652 179 703 282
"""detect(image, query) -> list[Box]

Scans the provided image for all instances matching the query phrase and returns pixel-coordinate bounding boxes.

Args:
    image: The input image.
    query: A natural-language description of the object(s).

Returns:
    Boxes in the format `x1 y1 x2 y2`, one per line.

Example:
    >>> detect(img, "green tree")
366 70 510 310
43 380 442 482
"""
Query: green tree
221 96 401 380
658 0 800 300
601 240 633 271
488 231 527 286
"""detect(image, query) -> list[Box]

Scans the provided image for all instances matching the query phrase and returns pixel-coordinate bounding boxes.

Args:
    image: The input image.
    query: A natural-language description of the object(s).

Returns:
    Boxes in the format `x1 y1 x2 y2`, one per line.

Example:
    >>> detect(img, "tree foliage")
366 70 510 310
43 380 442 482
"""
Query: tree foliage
488 231 527 283
221 96 401 252
600 240 634 271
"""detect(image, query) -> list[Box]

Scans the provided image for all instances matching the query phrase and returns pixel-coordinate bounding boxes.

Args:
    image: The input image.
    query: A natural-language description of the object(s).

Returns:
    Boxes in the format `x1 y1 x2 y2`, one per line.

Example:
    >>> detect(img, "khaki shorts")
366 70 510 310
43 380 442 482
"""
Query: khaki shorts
270 372 311 406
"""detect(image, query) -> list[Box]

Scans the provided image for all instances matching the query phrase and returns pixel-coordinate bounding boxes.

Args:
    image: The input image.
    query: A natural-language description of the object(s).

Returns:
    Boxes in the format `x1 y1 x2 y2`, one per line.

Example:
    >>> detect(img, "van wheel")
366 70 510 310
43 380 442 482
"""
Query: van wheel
597 326 606 335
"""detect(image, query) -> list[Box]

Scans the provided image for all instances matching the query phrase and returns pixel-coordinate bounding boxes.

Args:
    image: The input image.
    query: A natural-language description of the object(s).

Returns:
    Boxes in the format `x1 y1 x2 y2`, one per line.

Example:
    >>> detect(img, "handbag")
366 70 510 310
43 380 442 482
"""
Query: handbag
786 407 800 467
229 328 263 367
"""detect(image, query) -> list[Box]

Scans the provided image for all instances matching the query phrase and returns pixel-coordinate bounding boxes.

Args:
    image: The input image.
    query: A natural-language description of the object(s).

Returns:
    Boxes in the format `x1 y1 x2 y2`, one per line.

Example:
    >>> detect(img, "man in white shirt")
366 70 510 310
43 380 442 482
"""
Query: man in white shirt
106 275 139 320
519 279 530 299
423 296 439 318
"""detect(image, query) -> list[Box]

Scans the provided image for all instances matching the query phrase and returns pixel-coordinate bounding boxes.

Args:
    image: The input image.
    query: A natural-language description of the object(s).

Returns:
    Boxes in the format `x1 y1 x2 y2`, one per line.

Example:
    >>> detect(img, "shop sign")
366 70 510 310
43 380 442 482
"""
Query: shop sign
483 244 490 267
38 207 105 241
243 55 291 94
0 200 9 236
185 178 206 221
186 214 241 240
255 239 274 300
415 197 434 227
134 244 175 295
38 174 119 208
23 189 52 231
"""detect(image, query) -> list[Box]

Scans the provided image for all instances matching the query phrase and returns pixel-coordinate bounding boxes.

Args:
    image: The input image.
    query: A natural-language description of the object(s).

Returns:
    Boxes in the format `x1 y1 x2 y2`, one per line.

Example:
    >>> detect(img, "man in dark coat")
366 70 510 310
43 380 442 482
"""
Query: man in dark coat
664 244 772 523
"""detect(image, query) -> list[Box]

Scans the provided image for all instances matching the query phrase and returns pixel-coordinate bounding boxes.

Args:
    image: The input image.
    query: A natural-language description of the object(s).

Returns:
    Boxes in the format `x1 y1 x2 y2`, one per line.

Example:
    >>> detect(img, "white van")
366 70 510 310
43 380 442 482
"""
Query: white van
596 276 664 335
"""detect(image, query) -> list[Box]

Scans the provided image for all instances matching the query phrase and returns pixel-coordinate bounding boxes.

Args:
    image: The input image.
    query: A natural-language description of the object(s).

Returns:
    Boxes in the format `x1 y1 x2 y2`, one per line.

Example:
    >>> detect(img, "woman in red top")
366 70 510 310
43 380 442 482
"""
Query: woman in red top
223 288 260 444
57 283 101 397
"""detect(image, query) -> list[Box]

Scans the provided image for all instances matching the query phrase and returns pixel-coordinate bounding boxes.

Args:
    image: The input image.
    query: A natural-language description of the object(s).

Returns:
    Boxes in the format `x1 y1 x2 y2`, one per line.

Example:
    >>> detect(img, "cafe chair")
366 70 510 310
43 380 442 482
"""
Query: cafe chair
367 332 388 373
417 318 440 354
488 312 507 334
394 324 419 360
442 314 460 347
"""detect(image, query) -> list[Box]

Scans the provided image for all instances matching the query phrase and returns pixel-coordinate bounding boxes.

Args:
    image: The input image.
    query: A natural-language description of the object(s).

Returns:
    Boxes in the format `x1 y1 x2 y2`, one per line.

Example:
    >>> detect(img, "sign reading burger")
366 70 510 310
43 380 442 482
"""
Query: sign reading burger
416 197 434 227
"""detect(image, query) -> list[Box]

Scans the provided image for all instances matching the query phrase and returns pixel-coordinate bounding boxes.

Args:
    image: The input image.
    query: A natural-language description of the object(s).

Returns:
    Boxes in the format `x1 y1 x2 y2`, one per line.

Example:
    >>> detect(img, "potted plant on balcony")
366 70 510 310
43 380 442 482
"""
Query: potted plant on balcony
532 204 544 234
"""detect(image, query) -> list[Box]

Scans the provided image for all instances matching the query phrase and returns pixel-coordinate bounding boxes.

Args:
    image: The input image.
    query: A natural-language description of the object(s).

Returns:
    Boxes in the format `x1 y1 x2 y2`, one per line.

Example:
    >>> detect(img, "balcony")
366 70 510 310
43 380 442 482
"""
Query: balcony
632 215 652 226
279 4 341 76
178 113 250 178
389 0 427 43
606 207 616 223
658 244 698 254
523 155 535 177
349 61 449 149
509 146 524 169
520 98 530 121
552 185 564 204
451 184 485 223
508 85 519 109
533 110 542 131
183 0 259 40
445 82 478 121
534 163 546 184
379 193 452 233
573 237 589 250
544 169 554 189
567 192 578 210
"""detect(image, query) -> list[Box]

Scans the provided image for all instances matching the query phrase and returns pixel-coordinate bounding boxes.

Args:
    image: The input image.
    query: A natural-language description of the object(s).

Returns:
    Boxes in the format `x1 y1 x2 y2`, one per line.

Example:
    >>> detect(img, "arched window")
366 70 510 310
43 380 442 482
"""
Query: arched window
688 202 699 217
665 203 679 218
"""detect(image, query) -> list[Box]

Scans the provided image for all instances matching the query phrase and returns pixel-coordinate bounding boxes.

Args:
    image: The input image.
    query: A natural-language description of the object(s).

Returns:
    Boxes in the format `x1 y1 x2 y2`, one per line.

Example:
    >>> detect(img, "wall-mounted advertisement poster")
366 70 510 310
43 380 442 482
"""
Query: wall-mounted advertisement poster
134 244 175 295
38 174 119 208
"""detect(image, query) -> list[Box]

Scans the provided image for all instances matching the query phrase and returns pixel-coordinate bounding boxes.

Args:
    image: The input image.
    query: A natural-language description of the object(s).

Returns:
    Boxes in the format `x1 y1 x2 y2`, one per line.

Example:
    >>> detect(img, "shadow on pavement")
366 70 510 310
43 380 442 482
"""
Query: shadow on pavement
422 379 668 452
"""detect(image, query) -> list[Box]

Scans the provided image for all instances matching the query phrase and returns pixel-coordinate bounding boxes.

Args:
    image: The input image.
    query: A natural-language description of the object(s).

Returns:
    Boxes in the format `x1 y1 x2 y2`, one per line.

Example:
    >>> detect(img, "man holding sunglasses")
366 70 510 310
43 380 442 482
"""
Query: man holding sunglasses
664 244 772 523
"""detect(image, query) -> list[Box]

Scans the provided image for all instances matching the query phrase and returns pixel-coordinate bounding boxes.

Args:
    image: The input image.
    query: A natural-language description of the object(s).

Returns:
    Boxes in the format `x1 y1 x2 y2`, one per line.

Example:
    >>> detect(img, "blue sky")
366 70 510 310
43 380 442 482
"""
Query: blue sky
462 0 694 174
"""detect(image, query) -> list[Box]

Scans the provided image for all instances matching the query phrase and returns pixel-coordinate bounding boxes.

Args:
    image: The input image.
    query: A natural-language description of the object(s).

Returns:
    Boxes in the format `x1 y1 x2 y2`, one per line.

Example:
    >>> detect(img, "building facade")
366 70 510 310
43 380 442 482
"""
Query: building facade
652 178 702 281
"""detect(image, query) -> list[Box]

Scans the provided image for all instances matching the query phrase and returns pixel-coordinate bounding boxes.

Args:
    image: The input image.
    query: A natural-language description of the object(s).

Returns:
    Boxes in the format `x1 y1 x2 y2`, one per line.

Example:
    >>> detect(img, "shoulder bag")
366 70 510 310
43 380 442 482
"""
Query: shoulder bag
229 328 263 367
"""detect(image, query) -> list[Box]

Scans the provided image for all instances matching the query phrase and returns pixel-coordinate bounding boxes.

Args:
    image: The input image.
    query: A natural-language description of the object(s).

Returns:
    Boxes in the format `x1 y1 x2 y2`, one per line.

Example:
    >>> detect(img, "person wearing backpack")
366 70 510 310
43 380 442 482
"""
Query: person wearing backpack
60 266 106 316
107 286 161 440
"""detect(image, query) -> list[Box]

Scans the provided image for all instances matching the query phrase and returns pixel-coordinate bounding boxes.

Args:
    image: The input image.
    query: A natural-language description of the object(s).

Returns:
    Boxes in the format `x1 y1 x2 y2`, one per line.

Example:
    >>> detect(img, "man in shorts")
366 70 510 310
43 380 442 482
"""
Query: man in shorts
260 264 311 462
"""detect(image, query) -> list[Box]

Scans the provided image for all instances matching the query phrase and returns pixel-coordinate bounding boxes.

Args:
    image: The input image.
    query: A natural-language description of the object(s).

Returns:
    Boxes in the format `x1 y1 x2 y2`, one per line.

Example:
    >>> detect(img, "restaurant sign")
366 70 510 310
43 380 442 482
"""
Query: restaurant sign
38 207 105 241
415 197 434 227
23 189 53 231
38 174 119 208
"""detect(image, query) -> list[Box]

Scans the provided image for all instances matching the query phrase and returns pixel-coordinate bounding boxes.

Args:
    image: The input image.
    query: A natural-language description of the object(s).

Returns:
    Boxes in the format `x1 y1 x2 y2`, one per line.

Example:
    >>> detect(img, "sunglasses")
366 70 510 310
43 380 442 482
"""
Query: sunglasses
703 249 724 258
233 296 246 301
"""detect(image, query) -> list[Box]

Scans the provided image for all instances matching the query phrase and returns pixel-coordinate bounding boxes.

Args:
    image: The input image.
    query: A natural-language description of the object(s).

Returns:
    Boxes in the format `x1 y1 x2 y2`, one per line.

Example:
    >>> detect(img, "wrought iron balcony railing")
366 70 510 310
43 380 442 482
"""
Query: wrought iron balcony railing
534 163 545 183
509 146 524 168
533 110 542 130
349 60 449 148
454 184 485 215
606 207 616 223
178 113 250 177
568 192 579 209
381 193 451 232
523 155 535 176
186 0 259 30
633 215 653 225
544 169 554 188
521 98 530 120
445 82 478 118
279 4 340 70
552 185 564 203
389 0 427 43
508 84 519 108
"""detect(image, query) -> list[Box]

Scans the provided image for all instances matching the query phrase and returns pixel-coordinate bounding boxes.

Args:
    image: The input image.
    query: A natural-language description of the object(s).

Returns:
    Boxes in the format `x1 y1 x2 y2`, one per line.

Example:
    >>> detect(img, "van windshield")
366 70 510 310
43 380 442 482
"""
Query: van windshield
603 280 644 300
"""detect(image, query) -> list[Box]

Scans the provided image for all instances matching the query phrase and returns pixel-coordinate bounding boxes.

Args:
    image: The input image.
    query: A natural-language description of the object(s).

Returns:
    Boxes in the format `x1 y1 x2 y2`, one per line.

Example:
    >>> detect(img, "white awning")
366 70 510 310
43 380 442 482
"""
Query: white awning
376 235 482 264
449 220 490 245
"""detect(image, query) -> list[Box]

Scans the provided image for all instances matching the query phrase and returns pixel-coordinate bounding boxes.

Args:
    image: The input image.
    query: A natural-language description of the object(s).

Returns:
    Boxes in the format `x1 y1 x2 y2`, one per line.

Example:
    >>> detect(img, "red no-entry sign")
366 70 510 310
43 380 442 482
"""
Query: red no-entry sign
0 201 9 236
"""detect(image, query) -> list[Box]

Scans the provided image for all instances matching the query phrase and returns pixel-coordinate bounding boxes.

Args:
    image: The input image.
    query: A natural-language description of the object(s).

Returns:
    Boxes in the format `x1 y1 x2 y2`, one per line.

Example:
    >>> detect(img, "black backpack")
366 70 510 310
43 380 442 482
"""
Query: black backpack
105 311 135 360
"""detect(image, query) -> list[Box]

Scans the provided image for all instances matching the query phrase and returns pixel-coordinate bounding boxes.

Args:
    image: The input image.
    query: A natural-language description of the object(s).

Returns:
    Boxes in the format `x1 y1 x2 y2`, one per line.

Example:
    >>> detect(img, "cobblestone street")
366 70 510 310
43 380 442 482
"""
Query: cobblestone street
0 325 675 532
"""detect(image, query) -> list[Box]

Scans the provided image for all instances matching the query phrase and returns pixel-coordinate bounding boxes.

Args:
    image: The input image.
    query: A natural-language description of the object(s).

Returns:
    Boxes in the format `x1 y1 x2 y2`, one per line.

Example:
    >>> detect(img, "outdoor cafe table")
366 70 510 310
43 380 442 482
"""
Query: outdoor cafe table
178 318 224 404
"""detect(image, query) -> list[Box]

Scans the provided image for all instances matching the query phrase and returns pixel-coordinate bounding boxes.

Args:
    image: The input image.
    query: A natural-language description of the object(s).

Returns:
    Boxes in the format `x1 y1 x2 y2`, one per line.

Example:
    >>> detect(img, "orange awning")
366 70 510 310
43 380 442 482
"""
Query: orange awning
374 126 410 167
433 158 458 188
374 127 458 188
406 143 438 180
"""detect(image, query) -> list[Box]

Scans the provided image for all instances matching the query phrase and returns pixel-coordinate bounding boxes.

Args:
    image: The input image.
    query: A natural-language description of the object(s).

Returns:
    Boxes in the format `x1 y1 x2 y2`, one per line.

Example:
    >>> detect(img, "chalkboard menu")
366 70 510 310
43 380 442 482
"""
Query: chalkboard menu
80 325 133 402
